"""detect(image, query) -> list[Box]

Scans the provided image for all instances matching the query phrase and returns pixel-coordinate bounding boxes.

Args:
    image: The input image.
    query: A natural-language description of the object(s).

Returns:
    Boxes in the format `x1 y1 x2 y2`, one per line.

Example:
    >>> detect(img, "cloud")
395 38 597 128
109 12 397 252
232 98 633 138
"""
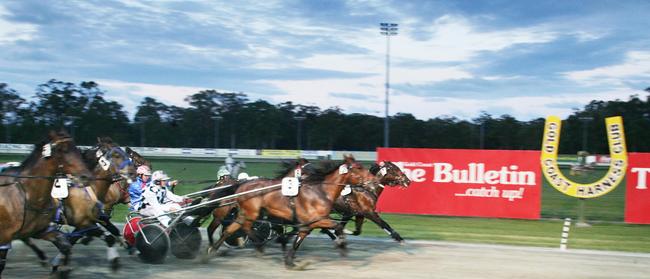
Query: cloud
0 5 38 44
97 80 221 115
329 92 374 100
563 51 650 87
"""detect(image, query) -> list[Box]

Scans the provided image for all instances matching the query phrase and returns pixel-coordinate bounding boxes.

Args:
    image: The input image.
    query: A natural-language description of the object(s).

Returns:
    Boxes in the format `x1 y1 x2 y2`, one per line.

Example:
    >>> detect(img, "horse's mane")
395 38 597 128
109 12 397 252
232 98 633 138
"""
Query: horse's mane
19 140 48 170
302 160 342 184
274 160 295 179
19 131 75 170
369 163 380 176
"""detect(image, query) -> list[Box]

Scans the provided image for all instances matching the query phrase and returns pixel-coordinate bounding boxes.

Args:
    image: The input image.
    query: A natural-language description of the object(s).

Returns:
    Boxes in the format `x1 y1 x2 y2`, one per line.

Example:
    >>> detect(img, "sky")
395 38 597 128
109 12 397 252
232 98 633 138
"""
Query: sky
1 0 649 121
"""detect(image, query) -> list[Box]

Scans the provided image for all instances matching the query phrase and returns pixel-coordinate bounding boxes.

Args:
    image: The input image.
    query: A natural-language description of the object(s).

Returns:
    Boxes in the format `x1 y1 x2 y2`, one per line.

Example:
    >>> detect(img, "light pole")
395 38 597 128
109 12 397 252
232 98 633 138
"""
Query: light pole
65 116 80 139
211 115 223 148
380 22 398 148
3 118 10 143
3 113 14 143
478 121 485 149
294 116 306 150
138 116 149 147
579 116 594 152
577 116 593 227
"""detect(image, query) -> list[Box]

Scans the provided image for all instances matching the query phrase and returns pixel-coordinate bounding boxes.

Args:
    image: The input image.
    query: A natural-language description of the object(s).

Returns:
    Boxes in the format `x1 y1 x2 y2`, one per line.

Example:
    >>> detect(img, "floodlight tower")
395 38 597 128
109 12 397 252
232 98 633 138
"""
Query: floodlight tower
380 22 398 147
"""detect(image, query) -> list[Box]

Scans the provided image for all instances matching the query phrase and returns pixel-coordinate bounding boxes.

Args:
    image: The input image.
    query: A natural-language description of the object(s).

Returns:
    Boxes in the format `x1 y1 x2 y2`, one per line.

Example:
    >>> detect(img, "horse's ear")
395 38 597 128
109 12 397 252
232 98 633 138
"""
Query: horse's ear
97 137 102 143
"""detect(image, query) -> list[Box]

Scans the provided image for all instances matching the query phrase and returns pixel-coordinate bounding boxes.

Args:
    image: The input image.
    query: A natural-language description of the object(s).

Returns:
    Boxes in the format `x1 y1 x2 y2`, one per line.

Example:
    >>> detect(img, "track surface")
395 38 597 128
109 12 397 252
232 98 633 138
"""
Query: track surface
3 234 650 279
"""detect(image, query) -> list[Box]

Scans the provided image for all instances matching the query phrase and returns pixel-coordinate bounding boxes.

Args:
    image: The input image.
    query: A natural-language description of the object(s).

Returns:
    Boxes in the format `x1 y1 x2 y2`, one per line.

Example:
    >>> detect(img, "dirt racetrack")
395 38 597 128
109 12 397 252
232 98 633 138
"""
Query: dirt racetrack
3 233 650 279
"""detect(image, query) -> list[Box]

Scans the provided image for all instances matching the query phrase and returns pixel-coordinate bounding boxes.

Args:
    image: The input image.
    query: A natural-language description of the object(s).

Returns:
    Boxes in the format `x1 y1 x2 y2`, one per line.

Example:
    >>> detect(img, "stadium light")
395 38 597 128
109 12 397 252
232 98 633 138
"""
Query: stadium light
138 116 150 147
579 116 594 152
294 116 306 150
3 113 14 143
380 22 398 147
211 115 223 148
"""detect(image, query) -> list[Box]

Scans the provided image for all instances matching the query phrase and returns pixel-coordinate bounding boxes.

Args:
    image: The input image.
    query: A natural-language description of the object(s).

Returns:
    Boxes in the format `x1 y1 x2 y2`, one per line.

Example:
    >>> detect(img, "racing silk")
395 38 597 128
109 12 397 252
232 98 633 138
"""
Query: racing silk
128 177 147 211
141 184 184 209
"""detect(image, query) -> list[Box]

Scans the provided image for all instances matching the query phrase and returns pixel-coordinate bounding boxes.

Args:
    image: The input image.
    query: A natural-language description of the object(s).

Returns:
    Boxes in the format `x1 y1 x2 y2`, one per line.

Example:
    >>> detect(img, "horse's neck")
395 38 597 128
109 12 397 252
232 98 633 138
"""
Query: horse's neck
19 160 58 205
91 167 113 200
320 173 347 202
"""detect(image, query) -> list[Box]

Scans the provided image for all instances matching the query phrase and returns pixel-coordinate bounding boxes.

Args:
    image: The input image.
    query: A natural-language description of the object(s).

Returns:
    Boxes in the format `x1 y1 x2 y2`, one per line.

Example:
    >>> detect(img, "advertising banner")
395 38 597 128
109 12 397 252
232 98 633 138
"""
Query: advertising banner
376 148 541 219
625 152 650 224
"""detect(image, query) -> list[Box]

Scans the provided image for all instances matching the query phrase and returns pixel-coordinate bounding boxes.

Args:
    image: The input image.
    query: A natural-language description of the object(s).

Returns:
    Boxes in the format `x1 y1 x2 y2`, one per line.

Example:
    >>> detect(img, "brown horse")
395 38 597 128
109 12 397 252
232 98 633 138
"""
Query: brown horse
21 137 137 270
208 155 373 269
203 159 311 249
0 131 92 278
325 161 411 242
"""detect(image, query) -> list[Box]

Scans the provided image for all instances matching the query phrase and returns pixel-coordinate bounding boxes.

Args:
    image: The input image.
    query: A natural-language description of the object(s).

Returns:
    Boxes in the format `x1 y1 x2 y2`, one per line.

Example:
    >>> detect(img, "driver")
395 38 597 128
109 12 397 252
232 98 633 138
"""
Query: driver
139 170 185 227
128 165 152 212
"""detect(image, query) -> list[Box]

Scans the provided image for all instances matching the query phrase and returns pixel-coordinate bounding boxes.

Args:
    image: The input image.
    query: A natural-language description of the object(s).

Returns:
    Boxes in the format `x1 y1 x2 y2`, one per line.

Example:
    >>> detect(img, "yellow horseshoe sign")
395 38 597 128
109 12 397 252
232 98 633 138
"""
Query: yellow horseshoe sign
540 116 627 198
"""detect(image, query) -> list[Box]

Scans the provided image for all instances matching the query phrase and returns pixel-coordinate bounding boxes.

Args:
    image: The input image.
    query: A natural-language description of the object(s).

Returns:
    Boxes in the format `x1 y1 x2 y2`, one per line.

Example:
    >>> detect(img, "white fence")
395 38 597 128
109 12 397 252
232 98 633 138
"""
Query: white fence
0 143 377 162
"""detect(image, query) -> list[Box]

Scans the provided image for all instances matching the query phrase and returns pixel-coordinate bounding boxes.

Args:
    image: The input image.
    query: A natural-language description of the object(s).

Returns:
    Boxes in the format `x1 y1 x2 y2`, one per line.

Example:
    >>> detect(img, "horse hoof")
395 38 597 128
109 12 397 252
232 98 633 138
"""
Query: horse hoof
51 267 71 279
255 250 264 258
110 258 120 271
39 259 50 268
292 260 312 271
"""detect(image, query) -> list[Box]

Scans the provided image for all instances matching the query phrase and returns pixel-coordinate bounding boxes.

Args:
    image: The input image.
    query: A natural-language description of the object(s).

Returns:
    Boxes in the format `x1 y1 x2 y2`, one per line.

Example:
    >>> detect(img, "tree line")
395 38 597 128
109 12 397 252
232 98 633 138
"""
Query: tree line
2 79 650 154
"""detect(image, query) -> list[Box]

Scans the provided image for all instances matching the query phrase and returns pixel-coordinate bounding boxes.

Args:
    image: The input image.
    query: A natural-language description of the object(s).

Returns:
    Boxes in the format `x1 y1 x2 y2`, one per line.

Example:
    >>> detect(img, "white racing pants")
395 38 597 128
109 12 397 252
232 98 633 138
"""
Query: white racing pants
139 203 182 227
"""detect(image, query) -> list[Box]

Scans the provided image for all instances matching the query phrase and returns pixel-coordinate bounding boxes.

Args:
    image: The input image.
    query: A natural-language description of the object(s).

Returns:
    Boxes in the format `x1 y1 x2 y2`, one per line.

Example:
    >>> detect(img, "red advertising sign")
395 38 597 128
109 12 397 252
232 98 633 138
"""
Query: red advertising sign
376 148 541 219
625 153 650 224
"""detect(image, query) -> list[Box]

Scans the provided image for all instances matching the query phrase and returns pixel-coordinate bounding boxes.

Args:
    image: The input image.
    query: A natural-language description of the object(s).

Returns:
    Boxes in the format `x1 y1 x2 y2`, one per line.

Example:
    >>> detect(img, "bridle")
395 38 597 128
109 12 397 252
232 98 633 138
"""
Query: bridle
93 145 134 183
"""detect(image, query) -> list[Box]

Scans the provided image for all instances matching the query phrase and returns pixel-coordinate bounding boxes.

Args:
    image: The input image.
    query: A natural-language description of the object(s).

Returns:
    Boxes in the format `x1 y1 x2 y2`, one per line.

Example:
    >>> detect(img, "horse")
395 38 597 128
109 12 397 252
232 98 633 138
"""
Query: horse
20 137 137 271
208 155 373 269
202 158 311 250
0 130 93 278
322 161 411 242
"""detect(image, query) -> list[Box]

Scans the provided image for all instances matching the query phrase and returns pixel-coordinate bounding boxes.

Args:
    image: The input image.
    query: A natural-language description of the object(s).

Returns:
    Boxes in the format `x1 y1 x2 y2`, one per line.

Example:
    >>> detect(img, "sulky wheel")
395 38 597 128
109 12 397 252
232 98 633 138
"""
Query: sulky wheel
250 220 274 245
169 222 202 259
135 224 170 264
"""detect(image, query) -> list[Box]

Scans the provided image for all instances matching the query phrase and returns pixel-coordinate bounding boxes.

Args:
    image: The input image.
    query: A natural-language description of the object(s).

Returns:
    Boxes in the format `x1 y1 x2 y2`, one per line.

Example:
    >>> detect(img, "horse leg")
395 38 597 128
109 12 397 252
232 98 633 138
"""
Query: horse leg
21 238 48 266
312 218 347 256
42 231 72 277
0 248 8 278
274 225 290 251
80 227 120 271
365 212 403 242
207 220 242 256
319 227 337 240
206 218 220 246
284 229 310 269
241 219 264 256
352 215 365 236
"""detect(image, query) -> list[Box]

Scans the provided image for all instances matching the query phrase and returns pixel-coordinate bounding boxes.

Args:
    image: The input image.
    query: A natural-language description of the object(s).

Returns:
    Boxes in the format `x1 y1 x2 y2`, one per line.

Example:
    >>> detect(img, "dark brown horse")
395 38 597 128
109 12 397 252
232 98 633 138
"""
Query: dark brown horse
0 131 92 278
325 161 411 242
203 159 311 249
208 155 373 269
20 137 137 271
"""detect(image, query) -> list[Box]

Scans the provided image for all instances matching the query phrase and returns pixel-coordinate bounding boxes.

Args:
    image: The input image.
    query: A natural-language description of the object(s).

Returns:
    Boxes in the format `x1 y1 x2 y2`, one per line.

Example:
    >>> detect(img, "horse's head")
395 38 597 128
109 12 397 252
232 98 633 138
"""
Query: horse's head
340 154 372 186
371 161 411 188
41 130 92 184
125 146 152 169
94 137 137 183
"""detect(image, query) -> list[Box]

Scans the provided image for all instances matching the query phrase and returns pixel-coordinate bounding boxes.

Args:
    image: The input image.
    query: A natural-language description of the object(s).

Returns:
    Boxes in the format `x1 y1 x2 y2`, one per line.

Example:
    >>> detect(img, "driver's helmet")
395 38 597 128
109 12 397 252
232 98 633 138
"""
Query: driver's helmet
136 165 152 176
151 170 170 182
217 166 231 180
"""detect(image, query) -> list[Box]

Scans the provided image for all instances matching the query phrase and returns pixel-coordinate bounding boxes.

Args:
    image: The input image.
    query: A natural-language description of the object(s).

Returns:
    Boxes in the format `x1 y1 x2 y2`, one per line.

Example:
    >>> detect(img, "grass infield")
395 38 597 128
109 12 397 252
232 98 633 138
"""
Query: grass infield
2 154 649 253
